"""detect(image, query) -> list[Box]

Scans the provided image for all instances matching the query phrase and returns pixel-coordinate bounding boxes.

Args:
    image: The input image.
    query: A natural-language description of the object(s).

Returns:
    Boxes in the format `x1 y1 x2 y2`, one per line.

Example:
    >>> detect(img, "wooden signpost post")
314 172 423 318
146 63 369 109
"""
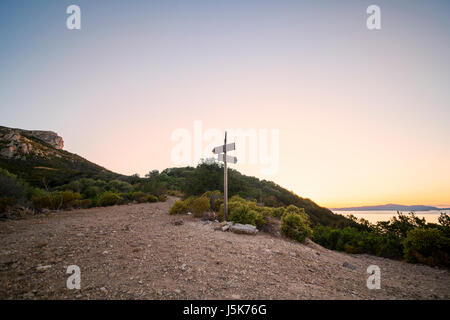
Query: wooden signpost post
212 131 237 221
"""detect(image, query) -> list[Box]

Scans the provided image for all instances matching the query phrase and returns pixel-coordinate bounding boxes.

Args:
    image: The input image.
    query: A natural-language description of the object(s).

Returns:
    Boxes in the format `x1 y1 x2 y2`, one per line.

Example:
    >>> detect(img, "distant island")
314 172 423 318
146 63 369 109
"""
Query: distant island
331 204 450 212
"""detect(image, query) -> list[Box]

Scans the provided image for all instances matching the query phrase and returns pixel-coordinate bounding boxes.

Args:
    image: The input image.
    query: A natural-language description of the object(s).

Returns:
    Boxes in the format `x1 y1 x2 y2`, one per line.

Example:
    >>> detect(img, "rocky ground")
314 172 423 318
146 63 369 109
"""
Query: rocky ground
1 197 449 300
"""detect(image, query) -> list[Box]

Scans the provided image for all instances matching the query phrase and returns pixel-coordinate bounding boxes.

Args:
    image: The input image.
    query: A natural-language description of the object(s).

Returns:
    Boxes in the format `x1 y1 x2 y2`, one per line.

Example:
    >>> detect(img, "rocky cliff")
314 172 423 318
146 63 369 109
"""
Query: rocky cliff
0 125 119 187
0 126 64 159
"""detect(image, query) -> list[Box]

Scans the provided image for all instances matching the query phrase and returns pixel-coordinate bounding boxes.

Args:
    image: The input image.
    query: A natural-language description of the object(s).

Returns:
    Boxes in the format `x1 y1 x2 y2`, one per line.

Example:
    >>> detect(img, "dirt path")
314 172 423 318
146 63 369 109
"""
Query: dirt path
1 197 449 300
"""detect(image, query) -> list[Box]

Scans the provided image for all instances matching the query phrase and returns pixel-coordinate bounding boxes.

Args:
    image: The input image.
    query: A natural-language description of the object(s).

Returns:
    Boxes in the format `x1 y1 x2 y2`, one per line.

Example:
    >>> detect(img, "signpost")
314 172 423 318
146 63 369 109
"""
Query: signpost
212 131 237 221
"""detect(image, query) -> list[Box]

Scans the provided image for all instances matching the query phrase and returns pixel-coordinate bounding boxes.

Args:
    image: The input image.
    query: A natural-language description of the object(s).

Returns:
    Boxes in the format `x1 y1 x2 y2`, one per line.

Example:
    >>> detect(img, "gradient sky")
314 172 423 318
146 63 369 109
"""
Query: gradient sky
1 0 449 207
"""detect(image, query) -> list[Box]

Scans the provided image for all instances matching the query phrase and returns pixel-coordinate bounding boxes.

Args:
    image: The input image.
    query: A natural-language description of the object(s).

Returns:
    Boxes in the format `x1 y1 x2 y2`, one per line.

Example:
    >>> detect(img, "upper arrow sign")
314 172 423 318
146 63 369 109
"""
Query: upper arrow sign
218 153 237 164
212 142 235 154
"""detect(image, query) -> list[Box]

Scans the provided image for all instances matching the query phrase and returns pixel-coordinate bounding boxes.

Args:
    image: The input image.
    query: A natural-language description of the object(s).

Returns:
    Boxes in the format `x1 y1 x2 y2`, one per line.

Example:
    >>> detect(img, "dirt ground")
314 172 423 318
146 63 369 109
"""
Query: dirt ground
1 196 449 300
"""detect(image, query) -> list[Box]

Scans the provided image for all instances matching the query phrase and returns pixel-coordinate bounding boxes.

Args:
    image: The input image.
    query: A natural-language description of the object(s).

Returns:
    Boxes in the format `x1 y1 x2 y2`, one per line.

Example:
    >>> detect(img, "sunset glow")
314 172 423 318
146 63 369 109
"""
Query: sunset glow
1 0 449 208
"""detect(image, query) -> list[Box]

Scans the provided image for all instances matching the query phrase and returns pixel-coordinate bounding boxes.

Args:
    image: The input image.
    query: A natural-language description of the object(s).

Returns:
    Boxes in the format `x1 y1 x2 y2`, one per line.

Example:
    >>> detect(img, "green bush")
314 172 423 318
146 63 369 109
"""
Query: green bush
107 180 133 193
83 186 102 198
191 196 211 217
131 191 149 203
212 198 223 212
0 197 16 212
403 228 450 266
73 199 92 209
169 200 189 215
218 200 245 222
281 211 312 243
60 190 82 209
148 195 159 203
312 225 403 259
0 168 30 210
228 204 266 228
97 191 123 207
272 207 286 218
286 205 306 215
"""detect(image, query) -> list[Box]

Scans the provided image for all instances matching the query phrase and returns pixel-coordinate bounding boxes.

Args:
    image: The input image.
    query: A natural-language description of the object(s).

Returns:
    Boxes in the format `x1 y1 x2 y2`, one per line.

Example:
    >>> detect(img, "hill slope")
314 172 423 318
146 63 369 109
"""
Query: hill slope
0 126 120 188
160 164 350 227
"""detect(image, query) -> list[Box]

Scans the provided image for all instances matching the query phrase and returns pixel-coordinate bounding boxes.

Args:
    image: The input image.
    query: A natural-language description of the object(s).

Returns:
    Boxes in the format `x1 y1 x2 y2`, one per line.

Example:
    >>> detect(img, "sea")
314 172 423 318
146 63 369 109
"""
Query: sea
332 210 450 224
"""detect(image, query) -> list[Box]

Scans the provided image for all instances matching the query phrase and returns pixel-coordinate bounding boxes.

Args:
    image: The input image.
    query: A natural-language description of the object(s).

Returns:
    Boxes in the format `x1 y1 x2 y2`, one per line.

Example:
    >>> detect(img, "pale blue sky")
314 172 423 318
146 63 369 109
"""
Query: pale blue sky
1 0 449 206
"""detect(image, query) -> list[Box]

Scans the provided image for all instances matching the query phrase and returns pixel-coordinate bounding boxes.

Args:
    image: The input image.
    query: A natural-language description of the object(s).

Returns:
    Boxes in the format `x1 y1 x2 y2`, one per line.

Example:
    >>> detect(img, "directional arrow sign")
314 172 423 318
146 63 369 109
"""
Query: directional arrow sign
212 142 235 154
218 153 237 164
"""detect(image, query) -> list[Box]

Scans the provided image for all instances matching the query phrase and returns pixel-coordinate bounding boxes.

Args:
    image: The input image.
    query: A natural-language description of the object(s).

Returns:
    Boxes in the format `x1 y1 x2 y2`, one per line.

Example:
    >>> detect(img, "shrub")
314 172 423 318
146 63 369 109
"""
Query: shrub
218 200 245 222
230 195 246 203
202 190 222 209
183 196 197 209
0 197 16 212
191 196 211 217
131 191 149 203
0 168 29 209
158 194 167 202
73 199 92 209
107 180 133 193
170 200 189 215
83 186 102 198
212 198 223 212
97 191 123 207
312 225 403 259
281 211 312 243
272 207 286 218
228 204 266 228
286 205 306 215
31 190 65 210
148 195 159 203
403 228 450 266
60 190 82 209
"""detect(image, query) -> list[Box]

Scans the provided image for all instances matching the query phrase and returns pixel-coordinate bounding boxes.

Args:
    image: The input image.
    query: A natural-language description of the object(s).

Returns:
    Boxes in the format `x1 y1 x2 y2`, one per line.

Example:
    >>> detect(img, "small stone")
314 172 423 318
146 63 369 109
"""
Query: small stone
231 294 241 299
289 251 297 257
36 265 52 272
100 287 108 294
172 218 184 226
343 262 357 270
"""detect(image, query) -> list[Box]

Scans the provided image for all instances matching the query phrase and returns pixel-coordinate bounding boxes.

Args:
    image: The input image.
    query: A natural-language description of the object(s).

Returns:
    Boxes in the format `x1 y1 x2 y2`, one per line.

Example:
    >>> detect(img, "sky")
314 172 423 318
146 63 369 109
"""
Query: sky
1 0 449 208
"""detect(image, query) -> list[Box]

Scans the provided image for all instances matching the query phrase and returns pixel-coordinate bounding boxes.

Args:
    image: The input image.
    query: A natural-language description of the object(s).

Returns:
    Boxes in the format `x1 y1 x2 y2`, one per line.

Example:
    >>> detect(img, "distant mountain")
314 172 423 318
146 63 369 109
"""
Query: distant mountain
331 204 450 211
0 125 121 188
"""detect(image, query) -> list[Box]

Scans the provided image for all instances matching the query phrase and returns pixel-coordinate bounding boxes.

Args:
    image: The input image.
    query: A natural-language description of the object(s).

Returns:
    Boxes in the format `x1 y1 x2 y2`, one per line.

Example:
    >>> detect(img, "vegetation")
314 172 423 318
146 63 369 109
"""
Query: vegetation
158 163 350 227
2 137 449 268
312 212 450 266
0 167 166 214
281 207 312 243
0 168 31 211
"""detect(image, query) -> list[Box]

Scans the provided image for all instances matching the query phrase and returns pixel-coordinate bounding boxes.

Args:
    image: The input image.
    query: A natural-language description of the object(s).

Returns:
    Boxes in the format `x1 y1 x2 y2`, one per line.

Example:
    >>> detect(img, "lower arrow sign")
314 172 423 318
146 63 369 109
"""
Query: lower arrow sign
218 153 237 164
